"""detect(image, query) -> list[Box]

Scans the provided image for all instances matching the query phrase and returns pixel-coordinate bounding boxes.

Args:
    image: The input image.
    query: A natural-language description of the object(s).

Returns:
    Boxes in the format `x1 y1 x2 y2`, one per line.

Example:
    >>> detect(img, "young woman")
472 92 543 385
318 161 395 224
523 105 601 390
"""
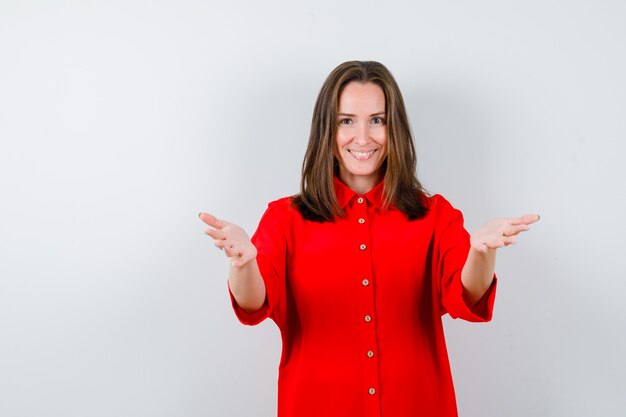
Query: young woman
199 61 539 417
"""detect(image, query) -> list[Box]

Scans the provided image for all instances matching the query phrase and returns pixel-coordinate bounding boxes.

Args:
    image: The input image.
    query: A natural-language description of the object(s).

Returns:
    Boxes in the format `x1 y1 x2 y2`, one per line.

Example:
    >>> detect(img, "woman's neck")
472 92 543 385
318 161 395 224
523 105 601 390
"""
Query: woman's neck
338 170 382 195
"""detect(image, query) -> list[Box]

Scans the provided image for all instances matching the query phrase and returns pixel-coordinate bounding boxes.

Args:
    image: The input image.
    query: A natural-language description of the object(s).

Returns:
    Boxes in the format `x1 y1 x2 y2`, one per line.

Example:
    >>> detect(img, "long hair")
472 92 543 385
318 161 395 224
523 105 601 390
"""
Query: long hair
293 61 428 222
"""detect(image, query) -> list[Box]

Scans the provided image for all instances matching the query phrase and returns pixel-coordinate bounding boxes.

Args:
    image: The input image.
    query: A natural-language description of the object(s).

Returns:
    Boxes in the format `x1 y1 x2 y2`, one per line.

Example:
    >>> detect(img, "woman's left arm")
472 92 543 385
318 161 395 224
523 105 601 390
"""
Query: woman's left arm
461 214 540 306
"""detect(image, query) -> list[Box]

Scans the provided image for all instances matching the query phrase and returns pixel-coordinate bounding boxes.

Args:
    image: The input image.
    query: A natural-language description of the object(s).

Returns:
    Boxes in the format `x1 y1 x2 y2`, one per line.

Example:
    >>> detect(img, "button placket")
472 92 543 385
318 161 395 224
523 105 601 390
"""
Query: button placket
352 195 381 413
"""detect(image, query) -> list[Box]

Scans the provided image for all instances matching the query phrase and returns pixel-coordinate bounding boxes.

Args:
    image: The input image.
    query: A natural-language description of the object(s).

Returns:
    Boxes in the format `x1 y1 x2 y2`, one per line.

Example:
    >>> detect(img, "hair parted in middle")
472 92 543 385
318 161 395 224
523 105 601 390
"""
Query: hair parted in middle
292 60 428 222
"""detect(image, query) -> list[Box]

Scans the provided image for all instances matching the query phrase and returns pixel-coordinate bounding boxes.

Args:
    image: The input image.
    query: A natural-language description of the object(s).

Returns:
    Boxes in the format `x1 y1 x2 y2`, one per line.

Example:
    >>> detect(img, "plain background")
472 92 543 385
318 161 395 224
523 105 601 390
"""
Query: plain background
1 1 625 416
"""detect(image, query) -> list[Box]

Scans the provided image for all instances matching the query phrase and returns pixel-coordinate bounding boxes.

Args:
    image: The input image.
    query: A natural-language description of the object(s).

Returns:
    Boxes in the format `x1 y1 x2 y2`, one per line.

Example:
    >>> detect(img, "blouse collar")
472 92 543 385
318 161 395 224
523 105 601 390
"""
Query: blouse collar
333 175 385 209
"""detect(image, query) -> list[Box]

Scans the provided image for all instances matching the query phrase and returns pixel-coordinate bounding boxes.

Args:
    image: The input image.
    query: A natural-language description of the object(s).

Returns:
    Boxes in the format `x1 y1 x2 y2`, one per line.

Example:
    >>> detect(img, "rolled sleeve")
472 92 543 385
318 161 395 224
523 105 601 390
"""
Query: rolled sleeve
228 281 270 325
444 271 497 322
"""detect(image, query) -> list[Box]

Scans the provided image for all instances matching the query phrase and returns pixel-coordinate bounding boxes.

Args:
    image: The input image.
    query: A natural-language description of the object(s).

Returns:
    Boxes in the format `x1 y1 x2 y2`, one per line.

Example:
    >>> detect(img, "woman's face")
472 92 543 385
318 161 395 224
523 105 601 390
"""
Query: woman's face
335 81 388 191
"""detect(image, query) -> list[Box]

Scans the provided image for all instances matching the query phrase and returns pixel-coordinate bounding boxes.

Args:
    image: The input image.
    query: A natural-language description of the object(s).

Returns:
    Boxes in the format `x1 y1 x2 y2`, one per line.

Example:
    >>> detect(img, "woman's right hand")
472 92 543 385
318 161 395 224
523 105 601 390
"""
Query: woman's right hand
199 212 258 268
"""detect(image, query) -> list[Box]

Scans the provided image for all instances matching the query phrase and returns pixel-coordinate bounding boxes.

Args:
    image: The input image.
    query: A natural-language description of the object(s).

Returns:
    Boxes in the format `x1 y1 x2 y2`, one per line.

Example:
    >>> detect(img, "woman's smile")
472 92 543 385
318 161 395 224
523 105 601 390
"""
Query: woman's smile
348 148 378 160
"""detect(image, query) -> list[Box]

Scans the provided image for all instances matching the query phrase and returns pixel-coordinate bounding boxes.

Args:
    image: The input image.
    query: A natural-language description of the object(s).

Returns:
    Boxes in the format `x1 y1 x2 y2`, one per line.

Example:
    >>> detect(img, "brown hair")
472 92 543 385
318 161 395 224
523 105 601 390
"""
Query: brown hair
293 61 428 222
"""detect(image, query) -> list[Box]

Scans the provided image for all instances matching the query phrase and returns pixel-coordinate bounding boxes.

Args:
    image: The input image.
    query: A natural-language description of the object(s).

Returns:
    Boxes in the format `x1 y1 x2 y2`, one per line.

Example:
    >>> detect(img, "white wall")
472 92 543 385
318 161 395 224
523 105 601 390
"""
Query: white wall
1 1 624 416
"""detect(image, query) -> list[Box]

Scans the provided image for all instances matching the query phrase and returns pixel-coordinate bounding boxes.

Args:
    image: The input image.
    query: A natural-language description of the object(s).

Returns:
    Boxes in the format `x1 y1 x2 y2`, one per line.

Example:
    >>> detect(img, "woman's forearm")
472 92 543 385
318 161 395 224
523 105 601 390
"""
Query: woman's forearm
228 259 267 313
460 247 496 306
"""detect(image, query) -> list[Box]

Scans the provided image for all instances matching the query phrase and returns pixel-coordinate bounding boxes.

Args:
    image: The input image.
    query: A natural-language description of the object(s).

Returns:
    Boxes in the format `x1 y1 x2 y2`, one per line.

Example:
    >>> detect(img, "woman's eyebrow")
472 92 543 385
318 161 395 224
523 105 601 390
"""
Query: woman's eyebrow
338 112 386 117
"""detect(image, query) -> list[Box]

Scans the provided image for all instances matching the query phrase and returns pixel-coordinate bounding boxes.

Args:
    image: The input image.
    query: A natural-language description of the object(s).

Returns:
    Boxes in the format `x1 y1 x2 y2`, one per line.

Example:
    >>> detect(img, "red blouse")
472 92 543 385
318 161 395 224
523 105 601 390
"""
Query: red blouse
229 177 497 417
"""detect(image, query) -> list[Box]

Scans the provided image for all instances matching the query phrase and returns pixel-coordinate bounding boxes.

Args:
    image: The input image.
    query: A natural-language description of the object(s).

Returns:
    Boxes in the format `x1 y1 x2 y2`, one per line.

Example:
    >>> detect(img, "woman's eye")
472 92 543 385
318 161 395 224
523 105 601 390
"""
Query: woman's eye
372 117 385 125
339 118 352 125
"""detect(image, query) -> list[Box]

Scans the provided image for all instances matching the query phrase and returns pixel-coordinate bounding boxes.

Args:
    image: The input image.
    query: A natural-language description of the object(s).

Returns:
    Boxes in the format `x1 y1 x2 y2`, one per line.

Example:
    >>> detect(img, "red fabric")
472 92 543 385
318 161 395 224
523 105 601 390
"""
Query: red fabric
229 177 497 417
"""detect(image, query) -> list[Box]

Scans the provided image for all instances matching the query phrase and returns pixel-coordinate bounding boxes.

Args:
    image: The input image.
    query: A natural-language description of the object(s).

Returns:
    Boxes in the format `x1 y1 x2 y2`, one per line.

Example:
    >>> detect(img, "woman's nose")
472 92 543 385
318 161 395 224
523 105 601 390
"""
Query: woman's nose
354 124 370 145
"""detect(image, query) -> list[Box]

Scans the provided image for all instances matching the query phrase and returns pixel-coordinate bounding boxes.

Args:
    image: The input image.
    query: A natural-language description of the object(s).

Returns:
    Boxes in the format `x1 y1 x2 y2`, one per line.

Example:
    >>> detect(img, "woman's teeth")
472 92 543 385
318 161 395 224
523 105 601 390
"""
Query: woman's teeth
349 150 376 160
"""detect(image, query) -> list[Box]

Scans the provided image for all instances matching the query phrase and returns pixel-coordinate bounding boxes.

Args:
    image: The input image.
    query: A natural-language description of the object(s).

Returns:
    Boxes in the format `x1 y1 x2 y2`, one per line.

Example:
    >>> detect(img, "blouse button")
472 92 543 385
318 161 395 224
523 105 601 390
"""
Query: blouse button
368 388 376 395
367 350 375 358
362 279 369 286
359 244 367 251
358 218 365 224
364 315 372 322
357 197 364 204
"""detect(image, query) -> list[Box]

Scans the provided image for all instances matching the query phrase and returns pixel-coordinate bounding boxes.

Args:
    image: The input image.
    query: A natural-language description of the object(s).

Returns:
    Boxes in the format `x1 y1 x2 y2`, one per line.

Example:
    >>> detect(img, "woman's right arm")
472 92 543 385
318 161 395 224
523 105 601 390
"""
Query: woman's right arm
199 212 266 313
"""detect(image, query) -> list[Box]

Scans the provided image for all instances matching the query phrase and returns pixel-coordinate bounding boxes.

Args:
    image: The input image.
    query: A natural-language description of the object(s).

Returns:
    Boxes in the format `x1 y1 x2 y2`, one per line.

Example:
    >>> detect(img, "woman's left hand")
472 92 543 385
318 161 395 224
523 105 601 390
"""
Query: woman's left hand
470 214 540 253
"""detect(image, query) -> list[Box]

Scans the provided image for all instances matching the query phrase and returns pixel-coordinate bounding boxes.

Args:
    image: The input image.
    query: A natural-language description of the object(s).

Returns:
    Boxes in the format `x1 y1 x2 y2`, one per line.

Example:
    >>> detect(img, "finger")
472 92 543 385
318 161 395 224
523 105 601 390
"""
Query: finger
485 239 505 250
503 236 518 245
214 239 229 249
510 214 540 226
198 212 226 229
502 224 530 237
521 214 540 225
205 228 225 240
